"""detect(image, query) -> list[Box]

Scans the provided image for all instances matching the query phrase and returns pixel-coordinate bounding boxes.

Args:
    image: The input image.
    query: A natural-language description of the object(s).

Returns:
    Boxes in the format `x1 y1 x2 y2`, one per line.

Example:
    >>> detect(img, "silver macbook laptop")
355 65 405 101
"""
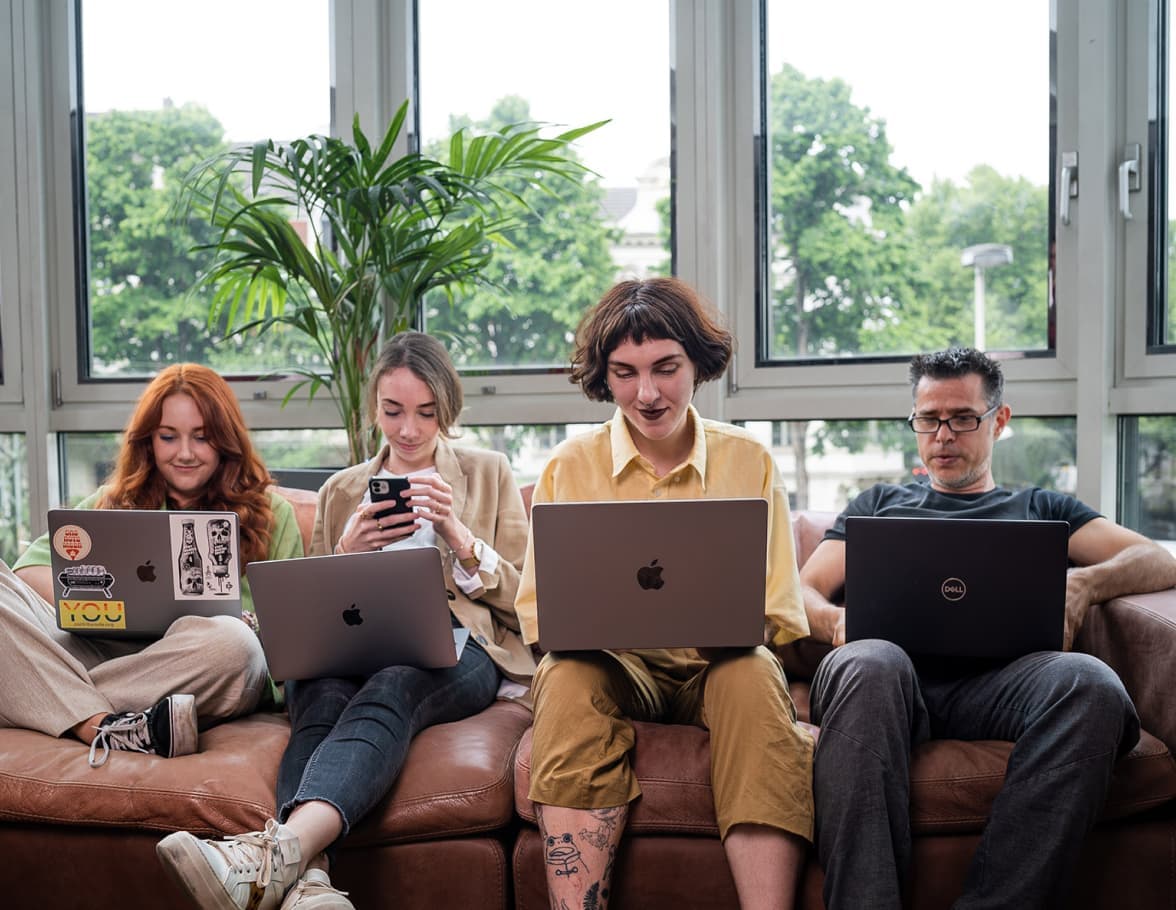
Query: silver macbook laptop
48 508 242 638
248 548 469 680
844 516 1069 660
532 499 769 651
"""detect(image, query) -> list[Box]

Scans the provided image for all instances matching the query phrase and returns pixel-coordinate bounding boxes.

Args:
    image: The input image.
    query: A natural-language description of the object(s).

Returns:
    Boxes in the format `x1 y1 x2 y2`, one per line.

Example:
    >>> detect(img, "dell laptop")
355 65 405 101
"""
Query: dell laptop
844 515 1069 660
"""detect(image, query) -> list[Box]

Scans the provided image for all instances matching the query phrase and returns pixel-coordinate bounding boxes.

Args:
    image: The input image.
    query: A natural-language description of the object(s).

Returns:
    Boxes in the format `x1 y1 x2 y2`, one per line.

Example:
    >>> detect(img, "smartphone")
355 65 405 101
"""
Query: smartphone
369 476 413 520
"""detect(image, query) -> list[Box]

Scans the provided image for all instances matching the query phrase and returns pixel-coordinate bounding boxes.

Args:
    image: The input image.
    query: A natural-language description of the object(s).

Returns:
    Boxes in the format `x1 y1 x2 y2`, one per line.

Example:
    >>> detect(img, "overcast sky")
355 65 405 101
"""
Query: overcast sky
83 0 1049 192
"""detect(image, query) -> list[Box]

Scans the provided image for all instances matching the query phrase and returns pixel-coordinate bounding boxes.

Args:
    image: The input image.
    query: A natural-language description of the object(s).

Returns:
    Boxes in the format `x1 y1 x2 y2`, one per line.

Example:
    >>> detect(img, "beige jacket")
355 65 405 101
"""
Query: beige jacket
310 440 536 684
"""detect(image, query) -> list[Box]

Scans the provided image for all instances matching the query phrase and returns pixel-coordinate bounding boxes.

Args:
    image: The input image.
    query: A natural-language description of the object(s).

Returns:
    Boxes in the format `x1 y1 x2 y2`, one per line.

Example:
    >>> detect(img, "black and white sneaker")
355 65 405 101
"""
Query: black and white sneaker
88 693 198 767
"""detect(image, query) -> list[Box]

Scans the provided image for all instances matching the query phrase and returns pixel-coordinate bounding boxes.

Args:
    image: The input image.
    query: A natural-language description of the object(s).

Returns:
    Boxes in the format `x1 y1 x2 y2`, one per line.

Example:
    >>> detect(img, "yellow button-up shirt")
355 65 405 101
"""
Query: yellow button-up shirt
515 406 809 653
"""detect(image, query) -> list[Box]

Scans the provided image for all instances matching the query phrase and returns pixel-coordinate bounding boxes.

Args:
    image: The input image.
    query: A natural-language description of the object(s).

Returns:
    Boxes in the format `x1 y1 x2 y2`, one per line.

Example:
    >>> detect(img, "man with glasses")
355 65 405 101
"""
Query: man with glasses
799 347 1176 909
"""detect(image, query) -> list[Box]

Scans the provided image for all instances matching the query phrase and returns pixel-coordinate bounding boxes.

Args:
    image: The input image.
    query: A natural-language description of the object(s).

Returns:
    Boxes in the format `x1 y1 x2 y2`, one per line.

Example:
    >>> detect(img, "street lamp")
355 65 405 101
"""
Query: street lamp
960 243 1013 351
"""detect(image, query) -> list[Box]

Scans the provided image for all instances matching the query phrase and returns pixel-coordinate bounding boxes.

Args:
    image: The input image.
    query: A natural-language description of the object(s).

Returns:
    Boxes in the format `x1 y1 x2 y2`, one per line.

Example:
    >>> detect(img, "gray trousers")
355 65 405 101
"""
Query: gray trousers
0 560 267 737
809 639 1140 910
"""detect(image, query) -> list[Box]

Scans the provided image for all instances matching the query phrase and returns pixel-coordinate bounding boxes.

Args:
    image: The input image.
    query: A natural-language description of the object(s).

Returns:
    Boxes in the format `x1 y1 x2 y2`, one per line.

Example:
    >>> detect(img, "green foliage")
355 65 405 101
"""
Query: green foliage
84 104 320 374
895 167 1049 353
178 100 605 461
85 104 224 372
425 97 621 367
768 63 921 358
0 434 28 566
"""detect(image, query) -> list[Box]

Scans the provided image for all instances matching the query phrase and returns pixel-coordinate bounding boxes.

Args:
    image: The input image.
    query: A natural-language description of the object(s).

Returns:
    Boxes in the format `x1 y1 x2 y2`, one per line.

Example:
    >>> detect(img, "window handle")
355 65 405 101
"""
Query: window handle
1058 151 1078 226
1119 143 1141 221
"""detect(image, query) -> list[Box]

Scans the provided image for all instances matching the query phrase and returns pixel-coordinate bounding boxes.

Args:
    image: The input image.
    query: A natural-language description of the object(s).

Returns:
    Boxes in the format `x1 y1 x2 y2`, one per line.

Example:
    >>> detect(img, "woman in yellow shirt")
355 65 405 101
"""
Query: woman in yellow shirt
515 277 814 910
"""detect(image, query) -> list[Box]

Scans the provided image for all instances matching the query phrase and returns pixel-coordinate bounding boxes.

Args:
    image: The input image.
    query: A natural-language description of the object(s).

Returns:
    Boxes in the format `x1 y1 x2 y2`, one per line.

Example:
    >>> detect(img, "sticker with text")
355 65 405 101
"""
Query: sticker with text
52 525 92 561
56 564 115 598
59 599 126 630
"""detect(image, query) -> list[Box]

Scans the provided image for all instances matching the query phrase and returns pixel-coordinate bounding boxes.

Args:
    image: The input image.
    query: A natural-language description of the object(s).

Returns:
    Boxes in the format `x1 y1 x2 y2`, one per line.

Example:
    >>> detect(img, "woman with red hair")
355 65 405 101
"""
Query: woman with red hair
4 364 303 767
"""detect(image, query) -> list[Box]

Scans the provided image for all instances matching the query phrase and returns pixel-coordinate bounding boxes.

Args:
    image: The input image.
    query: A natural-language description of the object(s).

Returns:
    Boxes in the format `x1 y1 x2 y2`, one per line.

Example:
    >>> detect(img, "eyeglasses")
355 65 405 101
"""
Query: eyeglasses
907 403 1000 434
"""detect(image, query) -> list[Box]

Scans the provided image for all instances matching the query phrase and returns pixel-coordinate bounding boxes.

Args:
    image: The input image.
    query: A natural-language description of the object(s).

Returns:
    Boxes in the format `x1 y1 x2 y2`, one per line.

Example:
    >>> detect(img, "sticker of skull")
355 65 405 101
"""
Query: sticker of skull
168 512 240 599
205 518 236 595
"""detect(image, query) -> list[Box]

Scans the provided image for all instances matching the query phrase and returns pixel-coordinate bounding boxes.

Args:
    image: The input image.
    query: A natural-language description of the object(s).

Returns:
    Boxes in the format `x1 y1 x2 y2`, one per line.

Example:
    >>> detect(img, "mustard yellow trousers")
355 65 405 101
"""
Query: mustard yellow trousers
528 645 814 841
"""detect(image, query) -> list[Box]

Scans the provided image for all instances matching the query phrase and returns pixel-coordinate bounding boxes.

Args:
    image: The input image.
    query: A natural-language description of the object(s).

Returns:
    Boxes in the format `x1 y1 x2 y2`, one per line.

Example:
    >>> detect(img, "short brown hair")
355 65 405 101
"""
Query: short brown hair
367 332 463 436
569 277 733 401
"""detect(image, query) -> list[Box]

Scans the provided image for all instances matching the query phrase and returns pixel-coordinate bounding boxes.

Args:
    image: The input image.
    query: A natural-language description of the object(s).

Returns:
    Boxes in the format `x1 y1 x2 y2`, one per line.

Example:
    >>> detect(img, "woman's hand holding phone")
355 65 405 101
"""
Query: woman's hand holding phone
335 472 473 556
402 473 469 552
335 479 418 554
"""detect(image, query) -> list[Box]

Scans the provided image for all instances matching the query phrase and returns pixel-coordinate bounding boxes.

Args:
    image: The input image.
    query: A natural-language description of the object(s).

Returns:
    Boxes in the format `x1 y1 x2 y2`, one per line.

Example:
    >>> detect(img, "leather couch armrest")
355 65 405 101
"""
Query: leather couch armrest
1076 588 1176 753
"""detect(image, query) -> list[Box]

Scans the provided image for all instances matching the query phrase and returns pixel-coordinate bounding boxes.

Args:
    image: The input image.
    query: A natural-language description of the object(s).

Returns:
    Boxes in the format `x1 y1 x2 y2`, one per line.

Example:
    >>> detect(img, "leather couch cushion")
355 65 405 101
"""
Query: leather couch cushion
514 709 1176 838
0 700 532 842
350 699 532 845
0 713 285 836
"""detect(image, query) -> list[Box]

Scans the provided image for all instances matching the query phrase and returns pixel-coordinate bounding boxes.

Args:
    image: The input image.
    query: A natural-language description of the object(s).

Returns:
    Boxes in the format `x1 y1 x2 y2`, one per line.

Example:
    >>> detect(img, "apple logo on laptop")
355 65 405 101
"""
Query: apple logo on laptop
136 561 157 583
342 604 364 626
636 559 665 591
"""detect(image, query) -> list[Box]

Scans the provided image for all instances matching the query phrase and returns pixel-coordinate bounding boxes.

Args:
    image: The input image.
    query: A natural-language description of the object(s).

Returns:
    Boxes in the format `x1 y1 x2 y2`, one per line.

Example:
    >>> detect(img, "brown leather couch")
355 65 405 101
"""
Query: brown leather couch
2 493 1175 909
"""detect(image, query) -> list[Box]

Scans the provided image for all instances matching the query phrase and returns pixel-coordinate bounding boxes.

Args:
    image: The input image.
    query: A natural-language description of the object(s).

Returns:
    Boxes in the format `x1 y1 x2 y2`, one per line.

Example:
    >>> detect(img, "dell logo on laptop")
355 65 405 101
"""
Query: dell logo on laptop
941 578 967 601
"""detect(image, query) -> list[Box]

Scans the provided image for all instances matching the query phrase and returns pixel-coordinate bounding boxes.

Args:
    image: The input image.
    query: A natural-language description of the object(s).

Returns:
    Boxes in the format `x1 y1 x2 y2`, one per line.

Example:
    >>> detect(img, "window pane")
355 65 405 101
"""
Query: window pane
0 435 29 564
77 1 330 378
417 0 671 370
60 429 352 502
1158 0 1176 348
460 424 596 486
1120 416 1176 542
762 1 1053 361
742 417 1076 512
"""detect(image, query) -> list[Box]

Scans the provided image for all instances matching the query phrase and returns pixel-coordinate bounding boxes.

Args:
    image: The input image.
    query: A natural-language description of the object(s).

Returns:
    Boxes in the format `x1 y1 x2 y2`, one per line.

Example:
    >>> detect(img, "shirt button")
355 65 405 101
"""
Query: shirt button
651 488 663 497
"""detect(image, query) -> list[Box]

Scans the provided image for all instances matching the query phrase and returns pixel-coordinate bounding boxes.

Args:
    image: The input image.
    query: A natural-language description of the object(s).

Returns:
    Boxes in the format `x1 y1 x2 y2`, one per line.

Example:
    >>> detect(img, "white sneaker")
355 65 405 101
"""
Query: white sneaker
88 693 198 768
156 819 302 910
280 868 355 909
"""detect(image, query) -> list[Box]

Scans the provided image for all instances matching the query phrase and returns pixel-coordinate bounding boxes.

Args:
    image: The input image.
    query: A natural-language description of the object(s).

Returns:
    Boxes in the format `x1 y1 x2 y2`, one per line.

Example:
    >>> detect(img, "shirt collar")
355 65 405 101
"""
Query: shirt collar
608 405 708 487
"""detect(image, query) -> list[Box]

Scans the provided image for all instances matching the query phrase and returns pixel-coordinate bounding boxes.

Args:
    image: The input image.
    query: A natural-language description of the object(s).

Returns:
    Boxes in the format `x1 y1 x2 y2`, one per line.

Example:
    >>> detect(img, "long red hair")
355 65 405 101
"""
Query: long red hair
98 364 274 566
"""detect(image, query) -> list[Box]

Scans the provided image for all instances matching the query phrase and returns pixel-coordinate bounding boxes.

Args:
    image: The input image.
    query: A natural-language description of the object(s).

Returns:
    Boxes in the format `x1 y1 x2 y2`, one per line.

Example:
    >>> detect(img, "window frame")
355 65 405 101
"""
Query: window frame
8 0 1175 534
0 0 23 406
1123 0 1176 383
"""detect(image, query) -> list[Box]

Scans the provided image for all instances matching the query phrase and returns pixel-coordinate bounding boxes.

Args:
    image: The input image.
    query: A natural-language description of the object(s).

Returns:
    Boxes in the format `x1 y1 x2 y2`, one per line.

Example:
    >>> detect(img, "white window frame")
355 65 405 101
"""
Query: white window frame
1121 0 1176 388
6 0 1175 532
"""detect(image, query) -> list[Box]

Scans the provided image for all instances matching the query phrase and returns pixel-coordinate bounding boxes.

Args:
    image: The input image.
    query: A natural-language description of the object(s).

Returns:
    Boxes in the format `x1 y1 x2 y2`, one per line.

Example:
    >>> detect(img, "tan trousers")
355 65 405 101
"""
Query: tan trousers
0 561 267 737
528 646 815 841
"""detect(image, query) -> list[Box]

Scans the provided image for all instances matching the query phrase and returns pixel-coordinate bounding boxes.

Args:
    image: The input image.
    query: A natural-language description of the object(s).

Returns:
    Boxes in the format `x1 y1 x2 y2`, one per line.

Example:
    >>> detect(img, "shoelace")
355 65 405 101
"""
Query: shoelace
206 821 284 891
88 712 151 768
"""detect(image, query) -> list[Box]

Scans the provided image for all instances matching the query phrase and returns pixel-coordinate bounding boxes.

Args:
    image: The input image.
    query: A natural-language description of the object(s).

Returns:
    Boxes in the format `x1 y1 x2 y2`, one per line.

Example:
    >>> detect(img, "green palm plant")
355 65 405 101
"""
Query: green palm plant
179 100 604 462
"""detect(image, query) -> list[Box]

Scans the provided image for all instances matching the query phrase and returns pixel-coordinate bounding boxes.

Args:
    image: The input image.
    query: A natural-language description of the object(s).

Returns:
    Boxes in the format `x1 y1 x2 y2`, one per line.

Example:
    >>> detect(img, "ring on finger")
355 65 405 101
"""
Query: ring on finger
376 519 383 531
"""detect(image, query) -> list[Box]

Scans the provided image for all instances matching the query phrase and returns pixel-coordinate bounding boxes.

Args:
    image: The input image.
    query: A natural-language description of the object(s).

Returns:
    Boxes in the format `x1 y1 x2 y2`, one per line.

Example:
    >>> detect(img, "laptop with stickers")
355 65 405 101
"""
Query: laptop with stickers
531 498 769 651
844 515 1069 660
47 508 242 638
247 548 469 680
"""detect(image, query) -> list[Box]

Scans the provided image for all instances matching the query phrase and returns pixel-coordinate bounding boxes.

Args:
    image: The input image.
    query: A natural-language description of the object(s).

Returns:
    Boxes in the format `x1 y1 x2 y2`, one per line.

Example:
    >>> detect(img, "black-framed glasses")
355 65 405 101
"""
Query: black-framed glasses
907 403 1000 434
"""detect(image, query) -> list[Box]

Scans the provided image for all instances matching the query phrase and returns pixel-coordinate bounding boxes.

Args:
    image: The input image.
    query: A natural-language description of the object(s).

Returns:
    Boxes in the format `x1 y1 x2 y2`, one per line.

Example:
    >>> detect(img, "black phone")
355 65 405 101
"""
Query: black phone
369 476 413 520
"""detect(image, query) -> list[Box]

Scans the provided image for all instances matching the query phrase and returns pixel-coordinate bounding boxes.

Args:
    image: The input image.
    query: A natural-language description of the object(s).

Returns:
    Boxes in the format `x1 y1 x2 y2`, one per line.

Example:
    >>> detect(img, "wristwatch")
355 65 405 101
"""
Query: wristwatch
458 537 483 572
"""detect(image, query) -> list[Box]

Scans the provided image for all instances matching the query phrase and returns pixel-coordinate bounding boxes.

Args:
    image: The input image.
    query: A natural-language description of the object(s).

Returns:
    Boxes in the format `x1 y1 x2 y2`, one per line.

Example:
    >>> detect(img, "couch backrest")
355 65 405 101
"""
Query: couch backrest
273 485 318 555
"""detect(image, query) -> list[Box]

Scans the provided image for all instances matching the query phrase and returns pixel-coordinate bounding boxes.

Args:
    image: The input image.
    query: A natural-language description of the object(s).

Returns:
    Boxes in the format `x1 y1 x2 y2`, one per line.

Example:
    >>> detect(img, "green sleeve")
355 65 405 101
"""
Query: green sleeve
12 489 105 572
239 491 304 616
266 490 305 560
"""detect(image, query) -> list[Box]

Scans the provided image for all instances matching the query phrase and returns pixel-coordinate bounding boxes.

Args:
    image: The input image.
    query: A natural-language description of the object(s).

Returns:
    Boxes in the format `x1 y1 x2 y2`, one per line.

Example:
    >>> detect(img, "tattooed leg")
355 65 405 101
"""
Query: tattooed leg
537 804 627 910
